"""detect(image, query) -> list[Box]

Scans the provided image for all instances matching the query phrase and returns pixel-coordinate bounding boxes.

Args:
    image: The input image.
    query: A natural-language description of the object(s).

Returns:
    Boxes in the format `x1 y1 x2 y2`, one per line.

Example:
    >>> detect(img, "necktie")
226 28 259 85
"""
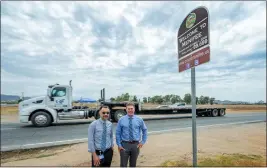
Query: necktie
101 121 107 151
129 117 134 141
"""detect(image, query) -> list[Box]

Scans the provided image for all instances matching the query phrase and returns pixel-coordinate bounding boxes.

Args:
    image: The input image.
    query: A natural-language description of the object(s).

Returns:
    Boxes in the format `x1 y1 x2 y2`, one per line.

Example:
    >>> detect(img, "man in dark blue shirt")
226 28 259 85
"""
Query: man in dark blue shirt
116 102 148 167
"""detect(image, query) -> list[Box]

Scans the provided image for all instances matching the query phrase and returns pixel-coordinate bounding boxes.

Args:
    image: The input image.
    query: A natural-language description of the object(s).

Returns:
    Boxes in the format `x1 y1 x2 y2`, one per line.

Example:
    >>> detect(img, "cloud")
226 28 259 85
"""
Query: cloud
1 1 266 102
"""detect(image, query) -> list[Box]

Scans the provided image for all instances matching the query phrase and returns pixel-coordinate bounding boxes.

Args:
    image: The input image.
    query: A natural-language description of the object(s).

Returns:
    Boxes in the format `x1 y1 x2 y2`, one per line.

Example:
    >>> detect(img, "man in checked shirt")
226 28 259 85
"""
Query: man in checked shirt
88 106 114 167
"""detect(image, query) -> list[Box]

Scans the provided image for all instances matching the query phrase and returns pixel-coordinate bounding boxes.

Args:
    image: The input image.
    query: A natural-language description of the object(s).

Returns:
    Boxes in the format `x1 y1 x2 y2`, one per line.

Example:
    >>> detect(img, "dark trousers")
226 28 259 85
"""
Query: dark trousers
120 141 140 167
92 147 113 167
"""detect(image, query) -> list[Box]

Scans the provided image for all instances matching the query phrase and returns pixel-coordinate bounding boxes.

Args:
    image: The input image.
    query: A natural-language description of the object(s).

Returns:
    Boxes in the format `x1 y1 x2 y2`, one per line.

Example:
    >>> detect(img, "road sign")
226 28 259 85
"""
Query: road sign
177 6 210 167
177 6 210 72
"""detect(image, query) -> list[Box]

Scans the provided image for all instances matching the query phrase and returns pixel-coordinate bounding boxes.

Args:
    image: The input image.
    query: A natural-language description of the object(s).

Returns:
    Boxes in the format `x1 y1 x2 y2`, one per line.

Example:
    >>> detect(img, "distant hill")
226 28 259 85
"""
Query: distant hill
1 94 31 101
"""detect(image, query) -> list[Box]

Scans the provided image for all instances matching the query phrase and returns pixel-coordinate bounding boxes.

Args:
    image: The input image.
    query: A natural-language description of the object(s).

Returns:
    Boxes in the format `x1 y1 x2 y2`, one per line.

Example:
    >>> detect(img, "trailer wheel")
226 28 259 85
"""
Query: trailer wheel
218 109 225 116
114 110 126 122
211 109 219 117
31 111 52 127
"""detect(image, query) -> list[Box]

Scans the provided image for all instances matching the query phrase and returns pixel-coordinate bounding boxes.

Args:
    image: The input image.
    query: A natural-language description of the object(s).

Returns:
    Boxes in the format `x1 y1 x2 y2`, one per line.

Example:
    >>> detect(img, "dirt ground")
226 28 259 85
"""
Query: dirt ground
1 122 266 167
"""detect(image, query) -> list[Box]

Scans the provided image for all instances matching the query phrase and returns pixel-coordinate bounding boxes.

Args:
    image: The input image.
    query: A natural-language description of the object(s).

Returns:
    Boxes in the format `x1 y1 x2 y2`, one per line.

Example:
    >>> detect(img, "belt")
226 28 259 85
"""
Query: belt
122 141 139 144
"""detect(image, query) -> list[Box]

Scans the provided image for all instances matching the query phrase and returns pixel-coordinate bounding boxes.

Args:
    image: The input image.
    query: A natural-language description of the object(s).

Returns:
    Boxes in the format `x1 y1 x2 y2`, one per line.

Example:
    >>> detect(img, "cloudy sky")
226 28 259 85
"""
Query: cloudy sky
1 1 266 102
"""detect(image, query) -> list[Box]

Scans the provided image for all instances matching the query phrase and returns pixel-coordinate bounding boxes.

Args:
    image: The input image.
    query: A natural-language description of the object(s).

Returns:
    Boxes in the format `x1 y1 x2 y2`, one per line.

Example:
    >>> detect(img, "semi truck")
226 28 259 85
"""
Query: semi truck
19 80 226 127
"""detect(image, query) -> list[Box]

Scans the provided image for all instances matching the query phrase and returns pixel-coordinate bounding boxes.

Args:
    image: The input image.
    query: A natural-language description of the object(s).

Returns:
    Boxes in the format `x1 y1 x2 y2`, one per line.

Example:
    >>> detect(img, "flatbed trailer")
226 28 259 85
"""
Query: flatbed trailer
95 101 226 122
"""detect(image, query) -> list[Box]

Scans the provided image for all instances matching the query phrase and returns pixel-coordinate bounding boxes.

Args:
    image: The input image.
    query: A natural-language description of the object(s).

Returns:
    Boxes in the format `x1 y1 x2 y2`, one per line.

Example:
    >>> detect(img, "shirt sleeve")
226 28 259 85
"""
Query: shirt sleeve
88 121 96 153
141 119 148 144
116 119 122 147
110 122 114 147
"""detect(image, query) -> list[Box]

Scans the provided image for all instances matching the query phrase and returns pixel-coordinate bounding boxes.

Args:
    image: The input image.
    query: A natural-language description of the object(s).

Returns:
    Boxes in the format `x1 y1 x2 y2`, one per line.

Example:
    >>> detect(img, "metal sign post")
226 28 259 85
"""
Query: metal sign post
177 6 210 167
191 66 197 166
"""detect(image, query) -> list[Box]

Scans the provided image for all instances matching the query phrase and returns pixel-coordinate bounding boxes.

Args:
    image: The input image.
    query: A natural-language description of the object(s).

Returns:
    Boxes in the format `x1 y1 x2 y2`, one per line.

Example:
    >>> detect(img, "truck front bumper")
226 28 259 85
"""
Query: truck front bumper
20 115 29 123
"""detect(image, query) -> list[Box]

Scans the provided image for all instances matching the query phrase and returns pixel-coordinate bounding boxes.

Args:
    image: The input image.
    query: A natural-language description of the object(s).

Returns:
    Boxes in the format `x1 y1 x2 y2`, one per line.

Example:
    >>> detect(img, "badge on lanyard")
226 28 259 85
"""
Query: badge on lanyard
99 154 104 160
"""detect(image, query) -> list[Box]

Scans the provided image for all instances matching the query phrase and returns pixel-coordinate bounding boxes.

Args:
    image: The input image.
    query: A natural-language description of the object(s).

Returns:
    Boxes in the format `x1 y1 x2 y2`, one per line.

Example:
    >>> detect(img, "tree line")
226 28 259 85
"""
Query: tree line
110 93 216 105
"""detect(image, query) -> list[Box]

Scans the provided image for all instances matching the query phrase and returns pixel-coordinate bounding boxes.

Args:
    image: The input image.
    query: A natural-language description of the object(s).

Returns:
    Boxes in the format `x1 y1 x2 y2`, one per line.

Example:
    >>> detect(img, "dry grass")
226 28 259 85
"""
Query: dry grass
1 106 18 115
161 153 266 167
198 104 266 111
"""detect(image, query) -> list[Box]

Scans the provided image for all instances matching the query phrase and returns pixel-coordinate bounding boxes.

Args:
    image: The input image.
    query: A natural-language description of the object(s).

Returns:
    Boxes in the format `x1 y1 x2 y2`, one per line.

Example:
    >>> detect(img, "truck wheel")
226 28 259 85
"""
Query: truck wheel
211 109 218 117
218 109 225 116
31 111 52 127
114 110 126 122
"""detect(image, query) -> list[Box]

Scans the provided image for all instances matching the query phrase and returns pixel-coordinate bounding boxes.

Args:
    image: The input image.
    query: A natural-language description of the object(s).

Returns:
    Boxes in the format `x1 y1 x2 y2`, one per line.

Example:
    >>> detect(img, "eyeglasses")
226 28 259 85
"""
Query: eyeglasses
102 112 110 115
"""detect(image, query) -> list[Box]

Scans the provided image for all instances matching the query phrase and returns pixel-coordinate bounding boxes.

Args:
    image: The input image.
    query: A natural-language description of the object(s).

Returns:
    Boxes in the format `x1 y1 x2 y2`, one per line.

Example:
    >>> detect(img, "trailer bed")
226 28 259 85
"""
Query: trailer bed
98 101 226 122
137 107 225 115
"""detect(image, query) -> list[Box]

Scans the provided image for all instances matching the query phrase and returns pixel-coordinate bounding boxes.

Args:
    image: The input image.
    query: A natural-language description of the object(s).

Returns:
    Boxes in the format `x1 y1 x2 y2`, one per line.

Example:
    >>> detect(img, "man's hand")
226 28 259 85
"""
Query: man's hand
93 153 100 166
137 143 143 149
118 146 125 152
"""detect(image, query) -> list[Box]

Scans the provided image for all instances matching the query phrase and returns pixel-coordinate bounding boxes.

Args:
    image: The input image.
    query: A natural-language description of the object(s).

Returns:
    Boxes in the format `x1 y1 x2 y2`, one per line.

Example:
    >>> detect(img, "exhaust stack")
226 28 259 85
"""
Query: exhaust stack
100 88 105 101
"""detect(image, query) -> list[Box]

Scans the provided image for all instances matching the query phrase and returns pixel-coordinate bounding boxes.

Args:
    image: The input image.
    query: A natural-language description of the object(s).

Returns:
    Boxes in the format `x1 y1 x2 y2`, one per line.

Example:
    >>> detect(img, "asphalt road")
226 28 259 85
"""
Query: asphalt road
1 112 266 151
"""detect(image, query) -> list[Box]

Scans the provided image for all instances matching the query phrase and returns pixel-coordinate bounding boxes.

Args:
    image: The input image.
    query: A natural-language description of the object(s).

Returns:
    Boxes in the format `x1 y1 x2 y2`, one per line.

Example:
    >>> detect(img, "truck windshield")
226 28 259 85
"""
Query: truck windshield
51 87 66 97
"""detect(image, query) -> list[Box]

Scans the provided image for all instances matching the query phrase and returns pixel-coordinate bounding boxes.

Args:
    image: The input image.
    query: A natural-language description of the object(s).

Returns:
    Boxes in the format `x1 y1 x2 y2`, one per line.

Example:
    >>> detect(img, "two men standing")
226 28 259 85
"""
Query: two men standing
88 102 148 167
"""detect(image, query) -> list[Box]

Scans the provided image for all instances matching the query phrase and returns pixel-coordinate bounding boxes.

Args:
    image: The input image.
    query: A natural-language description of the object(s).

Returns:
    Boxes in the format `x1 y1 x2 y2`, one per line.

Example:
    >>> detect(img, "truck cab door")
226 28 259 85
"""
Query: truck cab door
50 86 69 110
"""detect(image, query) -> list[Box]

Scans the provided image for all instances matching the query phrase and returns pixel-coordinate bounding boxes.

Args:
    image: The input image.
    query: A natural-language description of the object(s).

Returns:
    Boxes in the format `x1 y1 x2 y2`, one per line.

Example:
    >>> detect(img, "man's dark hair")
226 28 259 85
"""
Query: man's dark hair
99 105 110 111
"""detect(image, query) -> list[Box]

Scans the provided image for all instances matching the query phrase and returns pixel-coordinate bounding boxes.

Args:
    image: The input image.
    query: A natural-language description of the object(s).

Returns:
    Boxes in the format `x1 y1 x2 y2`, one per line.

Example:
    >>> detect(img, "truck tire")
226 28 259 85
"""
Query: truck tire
218 109 225 116
211 109 218 117
31 111 52 127
114 110 126 122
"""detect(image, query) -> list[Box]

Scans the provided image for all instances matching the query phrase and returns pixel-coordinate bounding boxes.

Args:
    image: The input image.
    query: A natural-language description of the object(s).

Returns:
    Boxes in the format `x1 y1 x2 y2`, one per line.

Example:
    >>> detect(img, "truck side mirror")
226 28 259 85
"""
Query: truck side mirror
47 90 54 101
49 95 54 101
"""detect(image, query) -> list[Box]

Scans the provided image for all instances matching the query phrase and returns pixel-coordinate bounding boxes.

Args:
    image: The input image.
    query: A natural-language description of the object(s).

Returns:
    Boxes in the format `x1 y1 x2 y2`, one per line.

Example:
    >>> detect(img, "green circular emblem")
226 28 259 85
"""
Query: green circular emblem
186 13 196 29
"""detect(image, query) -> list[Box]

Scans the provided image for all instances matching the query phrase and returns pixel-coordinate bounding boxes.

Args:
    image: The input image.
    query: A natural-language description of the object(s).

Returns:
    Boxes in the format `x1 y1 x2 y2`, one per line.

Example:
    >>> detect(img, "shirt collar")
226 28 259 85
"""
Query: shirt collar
127 114 135 119
99 118 107 123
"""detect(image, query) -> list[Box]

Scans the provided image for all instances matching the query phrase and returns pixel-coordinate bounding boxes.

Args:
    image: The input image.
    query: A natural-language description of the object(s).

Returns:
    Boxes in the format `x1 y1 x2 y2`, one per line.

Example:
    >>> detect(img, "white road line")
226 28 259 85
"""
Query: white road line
1 128 17 131
1 119 265 151
229 114 266 116
148 120 265 134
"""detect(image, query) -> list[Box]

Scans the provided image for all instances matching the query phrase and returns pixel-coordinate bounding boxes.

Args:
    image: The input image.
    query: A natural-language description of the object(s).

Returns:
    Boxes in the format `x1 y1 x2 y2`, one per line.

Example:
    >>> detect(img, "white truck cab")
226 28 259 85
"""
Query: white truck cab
19 80 93 127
